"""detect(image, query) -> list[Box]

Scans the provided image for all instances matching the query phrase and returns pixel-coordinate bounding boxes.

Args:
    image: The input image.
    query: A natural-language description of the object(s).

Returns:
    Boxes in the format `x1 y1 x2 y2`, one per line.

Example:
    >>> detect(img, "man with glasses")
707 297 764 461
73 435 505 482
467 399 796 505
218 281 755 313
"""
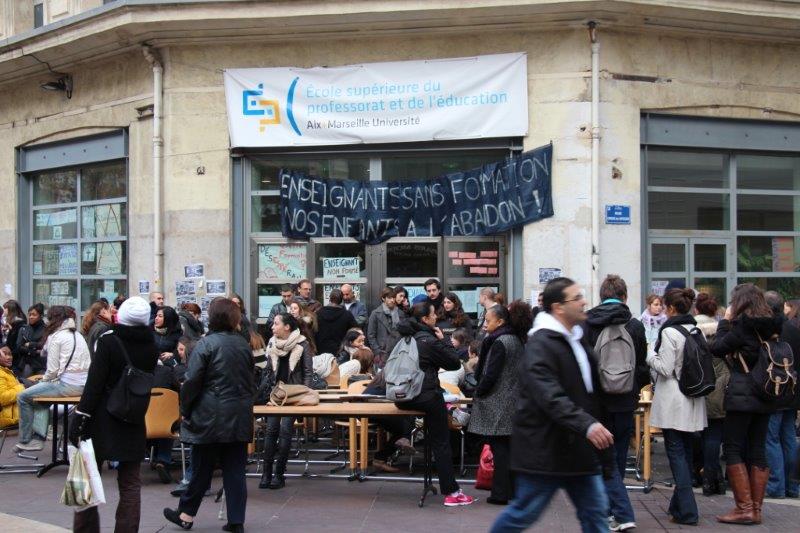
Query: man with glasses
491 277 613 533
295 279 321 313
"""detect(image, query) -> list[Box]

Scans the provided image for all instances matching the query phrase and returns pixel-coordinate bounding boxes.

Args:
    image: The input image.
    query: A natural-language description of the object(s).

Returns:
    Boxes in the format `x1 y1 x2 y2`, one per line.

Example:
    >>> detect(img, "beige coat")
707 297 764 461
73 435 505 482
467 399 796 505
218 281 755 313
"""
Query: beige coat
647 324 707 432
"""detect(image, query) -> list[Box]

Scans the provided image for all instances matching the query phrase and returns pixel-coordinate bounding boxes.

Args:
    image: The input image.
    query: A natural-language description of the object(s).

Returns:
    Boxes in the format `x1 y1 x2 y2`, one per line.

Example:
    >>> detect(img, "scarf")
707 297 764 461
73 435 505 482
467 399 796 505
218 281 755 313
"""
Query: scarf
154 326 167 335
267 328 306 374
653 313 696 353
382 303 400 328
640 309 667 330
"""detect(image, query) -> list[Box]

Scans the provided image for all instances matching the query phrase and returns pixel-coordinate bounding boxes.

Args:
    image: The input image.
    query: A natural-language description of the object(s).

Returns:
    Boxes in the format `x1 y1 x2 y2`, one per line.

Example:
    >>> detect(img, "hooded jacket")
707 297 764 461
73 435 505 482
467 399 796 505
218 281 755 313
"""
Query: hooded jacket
710 314 783 414
584 302 650 413
315 305 357 355
511 312 603 476
42 318 91 386
395 318 461 403
0 366 23 427
178 310 204 340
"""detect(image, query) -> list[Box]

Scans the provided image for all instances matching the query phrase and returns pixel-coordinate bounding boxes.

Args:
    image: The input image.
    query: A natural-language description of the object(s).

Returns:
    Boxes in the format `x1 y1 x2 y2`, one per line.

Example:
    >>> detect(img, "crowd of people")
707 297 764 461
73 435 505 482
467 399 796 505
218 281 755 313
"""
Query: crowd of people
1 274 799 532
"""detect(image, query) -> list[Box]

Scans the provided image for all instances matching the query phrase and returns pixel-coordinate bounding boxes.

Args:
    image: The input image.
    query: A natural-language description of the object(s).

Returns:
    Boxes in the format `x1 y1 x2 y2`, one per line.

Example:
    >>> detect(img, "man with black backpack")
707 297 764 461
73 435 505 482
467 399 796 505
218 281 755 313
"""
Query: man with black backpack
585 275 649 532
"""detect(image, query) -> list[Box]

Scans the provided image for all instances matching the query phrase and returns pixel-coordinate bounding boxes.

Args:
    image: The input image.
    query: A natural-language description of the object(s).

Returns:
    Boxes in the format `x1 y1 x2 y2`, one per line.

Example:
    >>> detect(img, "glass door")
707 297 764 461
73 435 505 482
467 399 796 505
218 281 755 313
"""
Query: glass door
648 237 732 305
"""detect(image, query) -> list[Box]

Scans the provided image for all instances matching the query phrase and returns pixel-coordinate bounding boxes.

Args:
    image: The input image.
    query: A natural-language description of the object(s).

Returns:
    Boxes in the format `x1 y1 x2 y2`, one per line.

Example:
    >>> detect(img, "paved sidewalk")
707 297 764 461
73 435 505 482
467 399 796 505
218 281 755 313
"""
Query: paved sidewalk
1 434 799 531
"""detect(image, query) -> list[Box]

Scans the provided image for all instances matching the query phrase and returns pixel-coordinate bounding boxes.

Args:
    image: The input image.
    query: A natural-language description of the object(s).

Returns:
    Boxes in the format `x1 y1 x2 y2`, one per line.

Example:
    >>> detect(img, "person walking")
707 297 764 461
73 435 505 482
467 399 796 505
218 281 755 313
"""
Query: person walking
163 298 255 533
70 297 158 532
693 293 728 496
395 302 476 507
490 278 613 533
710 283 781 525
469 301 532 505
585 274 649 531
647 288 707 525
367 288 401 368
258 312 313 490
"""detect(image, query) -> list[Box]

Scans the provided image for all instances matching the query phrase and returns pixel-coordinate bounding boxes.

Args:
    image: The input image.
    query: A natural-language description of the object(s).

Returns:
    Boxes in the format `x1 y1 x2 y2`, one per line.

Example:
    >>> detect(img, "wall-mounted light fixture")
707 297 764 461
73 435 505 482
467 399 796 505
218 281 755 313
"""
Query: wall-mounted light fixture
40 75 72 99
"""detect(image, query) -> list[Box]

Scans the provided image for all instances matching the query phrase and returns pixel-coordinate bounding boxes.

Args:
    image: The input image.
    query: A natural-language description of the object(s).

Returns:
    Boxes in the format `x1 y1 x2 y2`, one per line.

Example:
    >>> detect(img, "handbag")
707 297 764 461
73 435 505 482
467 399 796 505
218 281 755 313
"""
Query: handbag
475 444 494 490
61 444 92 507
268 381 320 406
106 335 155 423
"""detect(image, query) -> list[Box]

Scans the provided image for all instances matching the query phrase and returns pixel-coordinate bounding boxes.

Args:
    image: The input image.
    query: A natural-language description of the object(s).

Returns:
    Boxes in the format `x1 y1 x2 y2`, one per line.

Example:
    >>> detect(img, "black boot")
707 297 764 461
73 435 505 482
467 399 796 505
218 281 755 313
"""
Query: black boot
269 435 290 489
259 436 277 489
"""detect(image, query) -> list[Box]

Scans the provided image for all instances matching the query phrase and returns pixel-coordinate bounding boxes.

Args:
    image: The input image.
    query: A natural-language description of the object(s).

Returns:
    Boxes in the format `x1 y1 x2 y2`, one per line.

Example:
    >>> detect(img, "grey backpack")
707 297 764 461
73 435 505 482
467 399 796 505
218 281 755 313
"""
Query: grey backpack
384 336 424 403
594 324 635 394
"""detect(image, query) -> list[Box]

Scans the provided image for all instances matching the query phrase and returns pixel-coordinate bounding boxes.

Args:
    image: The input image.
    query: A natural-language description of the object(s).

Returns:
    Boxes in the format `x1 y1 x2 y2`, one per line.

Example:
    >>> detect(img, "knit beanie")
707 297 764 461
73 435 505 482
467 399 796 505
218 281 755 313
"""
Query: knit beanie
117 296 151 326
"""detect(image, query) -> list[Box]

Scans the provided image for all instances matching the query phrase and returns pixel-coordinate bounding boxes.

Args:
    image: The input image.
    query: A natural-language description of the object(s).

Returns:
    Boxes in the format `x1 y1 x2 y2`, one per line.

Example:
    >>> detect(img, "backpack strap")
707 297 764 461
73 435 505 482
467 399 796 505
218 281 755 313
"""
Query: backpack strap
55 331 77 379
105 330 134 367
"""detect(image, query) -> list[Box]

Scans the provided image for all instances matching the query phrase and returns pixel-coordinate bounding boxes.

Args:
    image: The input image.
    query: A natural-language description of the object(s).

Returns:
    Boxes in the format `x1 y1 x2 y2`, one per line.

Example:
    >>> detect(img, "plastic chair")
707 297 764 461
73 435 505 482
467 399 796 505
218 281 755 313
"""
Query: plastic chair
145 388 186 482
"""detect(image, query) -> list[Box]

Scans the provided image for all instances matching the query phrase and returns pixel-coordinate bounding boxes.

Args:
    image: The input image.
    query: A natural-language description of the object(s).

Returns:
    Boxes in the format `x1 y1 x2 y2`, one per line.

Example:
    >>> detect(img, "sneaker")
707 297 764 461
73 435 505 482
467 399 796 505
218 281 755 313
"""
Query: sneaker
170 482 189 497
14 439 44 451
610 521 636 531
444 490 476 507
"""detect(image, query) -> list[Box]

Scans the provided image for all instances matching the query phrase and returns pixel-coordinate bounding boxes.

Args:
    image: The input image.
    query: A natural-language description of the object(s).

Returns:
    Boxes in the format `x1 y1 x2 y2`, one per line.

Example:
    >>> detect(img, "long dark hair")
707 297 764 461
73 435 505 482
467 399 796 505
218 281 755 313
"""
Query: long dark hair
156 306 181 335
43 305 75 342
439 292 468 327
729 283 772 319
81 301 110 335
664 288 695 315
488 301 533 342
2 300 24 322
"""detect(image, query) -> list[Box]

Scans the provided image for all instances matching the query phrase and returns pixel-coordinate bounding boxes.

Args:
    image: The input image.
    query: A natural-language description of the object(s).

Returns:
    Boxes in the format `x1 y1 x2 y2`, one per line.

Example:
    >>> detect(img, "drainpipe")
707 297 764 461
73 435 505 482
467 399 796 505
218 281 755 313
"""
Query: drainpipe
588 22 601 307
143 45 163 291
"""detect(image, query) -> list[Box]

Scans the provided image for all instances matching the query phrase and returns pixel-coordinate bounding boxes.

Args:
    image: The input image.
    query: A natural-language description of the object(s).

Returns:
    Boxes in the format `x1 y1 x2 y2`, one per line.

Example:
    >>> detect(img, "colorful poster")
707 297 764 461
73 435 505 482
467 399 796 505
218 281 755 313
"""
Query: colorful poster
258 244 306 279
772 237 795 272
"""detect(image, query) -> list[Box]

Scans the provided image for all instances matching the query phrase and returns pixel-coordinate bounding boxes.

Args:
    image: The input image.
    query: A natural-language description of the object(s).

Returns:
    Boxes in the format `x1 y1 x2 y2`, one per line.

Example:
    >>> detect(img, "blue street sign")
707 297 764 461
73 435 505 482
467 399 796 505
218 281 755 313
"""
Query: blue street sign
605 205 631 225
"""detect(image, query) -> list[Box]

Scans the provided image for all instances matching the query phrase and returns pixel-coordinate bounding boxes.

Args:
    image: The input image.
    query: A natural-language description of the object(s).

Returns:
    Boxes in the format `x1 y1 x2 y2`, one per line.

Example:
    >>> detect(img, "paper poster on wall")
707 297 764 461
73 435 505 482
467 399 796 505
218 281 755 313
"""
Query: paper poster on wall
94 204 123 238
184 264 205 279
258 244 306 279
3 283 12 297
405 286 425 302
96 242 123 275
59 245 78 275
98 291 117 303
322 257 360 279
138 280 150 295
104 280 116 293
51 281 69 296
176 280 196 297
323 284 360 303
529 289 540 307
259 295 282 317
82 243 96 263
650 280 668 296
36 209 77 227
538 267 562 284
82 207 96 238
52 226 62 240
452 289 480 316
200 295 215 314
772 237 795 272
177 295 198 308
206 280 226 295
33 262 42 275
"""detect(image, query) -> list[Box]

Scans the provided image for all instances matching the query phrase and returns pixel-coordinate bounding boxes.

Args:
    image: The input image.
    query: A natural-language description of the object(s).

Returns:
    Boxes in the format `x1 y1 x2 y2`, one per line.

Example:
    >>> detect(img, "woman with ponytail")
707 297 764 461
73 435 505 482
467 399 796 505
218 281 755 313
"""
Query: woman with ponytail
468 300 533 505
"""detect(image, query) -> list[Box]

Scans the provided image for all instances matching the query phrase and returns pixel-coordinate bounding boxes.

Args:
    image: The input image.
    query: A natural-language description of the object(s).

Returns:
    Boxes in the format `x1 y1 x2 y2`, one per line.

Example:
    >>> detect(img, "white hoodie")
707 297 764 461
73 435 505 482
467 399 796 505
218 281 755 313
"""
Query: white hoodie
530 311 594 394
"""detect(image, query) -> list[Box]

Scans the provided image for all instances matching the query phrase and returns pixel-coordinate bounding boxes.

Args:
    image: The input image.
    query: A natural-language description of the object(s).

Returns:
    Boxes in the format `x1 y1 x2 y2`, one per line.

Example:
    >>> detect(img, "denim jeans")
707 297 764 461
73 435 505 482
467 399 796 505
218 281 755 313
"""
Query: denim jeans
603 412 635 523
490 472 608 533
702 418 724 483
766 409 799 498
662 429 699 524
16 380 84 443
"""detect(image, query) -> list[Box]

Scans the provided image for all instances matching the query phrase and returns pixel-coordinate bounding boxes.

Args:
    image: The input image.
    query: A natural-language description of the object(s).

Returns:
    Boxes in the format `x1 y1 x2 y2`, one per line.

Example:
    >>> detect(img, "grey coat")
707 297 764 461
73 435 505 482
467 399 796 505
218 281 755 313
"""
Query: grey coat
367 305 399 362
468 334 523 436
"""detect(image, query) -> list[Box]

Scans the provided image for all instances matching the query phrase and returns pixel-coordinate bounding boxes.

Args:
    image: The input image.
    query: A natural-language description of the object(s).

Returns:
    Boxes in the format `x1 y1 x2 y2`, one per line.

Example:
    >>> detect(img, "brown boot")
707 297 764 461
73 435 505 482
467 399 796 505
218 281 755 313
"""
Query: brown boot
716 463 756 524
750 465 769 525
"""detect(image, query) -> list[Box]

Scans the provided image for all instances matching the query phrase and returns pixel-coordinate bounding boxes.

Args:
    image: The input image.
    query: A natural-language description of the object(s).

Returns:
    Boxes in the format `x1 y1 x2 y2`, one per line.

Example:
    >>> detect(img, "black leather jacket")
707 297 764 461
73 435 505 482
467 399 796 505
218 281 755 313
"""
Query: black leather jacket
180 331 255 444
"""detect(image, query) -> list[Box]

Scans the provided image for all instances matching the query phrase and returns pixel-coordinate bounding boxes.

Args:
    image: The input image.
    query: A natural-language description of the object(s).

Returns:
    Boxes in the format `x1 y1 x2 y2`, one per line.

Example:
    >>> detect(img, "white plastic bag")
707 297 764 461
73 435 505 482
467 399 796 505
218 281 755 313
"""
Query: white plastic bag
60 439 105 510
79 439 105 507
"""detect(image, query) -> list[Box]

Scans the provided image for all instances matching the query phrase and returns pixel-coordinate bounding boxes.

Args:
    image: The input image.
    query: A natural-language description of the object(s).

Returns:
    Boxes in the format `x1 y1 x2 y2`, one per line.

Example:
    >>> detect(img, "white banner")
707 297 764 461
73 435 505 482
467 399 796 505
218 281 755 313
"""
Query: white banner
224 53 528 147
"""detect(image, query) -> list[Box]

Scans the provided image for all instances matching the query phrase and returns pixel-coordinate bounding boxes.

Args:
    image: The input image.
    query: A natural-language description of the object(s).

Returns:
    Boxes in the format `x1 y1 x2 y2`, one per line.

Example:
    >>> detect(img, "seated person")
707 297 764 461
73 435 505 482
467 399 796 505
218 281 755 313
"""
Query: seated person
364 373 415 473
0 346 24 428
337 329 375 384
450 328 472 362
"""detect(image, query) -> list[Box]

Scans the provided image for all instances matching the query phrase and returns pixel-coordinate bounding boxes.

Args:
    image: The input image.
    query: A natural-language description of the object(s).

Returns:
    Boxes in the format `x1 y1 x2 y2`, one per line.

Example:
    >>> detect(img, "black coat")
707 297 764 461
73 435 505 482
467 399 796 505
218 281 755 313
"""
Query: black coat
780 319 800 409
178 311 204 340
315 306 357 355
584 302 650 413
16 320 45 360
77 325 159 462
396 319 461 403
710 315 783 414
180 331 255 445
511 325 604 476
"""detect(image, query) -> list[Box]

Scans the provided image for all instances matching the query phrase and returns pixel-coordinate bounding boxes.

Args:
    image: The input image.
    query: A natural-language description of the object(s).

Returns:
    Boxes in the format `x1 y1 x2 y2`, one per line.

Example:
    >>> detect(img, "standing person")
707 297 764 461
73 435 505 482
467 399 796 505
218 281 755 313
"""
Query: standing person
469 301 532 505
393 285 410 316
81 300 113 359
15 303 47 375
15 306 90 453
647 288 707 525
229 293 252 343
423 278 445 314
640 294 667 346
784 298 800 328
584 274 649 532
476 287 497 340
314 289 357 356
764 291 800 499
70 297 158 532
367 288 400 368
258 313 313 490
437 292 474 339
341 283 367 327
710 284 781 525
288 298 318 353
693 292 728 496
177 303 204 340
266 285 295 331
163 298 255 533
153 306 182 361
149 291 165 326
295 279 322 313
394 303 475 507
490 277 612 533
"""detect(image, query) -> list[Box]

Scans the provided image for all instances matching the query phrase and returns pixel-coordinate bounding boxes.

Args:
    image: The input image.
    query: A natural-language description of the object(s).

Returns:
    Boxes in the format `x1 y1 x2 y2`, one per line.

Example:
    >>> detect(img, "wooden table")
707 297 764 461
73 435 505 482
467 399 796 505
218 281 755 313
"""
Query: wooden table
639 399 653 492
33 396 81 477
254 402 436 506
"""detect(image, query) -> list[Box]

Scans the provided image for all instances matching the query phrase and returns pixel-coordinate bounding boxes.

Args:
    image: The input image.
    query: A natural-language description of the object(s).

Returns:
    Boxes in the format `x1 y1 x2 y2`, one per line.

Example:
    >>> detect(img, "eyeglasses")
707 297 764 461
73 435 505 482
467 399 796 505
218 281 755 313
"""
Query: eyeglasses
560 293 586 304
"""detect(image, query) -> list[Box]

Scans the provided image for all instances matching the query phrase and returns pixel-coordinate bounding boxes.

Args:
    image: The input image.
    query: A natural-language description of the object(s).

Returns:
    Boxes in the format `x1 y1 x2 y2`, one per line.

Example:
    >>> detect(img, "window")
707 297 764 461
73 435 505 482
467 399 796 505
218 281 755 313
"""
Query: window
30 162 127 311
33 0 44 28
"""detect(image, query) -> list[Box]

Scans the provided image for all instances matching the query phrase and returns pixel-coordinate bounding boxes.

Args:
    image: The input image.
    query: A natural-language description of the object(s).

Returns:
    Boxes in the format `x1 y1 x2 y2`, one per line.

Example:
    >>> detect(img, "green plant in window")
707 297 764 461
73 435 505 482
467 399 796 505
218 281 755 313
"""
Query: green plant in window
737 242 771 273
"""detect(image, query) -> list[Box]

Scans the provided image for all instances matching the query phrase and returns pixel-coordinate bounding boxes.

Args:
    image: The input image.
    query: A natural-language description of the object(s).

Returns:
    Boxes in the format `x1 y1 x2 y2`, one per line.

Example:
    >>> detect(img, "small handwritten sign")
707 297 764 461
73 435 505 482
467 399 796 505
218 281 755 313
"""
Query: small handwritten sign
322 257 360 279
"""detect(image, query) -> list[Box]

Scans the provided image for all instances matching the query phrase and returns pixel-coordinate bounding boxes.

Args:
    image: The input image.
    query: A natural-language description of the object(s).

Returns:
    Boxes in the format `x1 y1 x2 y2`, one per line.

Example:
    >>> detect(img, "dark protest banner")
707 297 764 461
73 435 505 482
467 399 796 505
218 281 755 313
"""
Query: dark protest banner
280 143 553 245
